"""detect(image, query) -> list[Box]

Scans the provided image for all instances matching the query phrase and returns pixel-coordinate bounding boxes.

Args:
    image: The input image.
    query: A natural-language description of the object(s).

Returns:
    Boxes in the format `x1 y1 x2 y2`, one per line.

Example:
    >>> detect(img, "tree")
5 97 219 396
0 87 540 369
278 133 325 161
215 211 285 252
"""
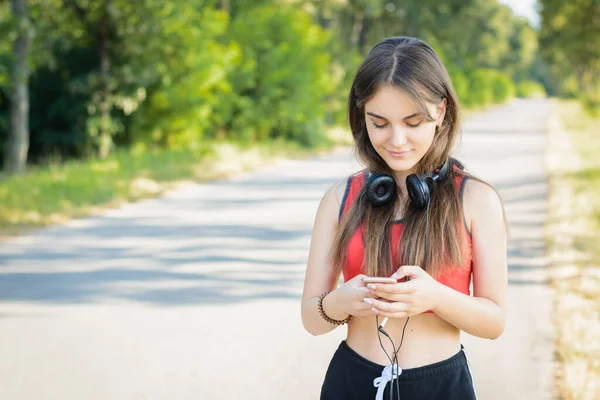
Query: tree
4 0 32 174
539 0 600 106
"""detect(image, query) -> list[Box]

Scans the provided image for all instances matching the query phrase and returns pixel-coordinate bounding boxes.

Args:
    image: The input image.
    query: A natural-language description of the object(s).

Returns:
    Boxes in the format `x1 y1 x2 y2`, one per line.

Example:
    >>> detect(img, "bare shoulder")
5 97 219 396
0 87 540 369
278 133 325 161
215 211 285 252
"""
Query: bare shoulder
327 176 351 208
462 178 505 232
318 173 356 219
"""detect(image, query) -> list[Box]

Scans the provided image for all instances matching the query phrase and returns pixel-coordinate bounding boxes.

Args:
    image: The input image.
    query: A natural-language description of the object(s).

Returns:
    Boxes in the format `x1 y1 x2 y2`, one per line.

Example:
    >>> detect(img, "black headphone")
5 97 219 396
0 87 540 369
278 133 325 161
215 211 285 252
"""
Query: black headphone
364 158 451 209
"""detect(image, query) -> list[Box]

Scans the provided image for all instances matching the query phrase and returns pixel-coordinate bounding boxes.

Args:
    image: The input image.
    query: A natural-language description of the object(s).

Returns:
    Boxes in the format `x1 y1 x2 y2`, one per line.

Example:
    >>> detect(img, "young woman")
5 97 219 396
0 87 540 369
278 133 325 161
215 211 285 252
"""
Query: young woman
301 36 508 400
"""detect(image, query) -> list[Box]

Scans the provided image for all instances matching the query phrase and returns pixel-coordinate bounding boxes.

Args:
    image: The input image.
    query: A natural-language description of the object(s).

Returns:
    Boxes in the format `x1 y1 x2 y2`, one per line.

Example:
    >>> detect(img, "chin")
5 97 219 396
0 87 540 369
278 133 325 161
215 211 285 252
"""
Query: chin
384 157 418 173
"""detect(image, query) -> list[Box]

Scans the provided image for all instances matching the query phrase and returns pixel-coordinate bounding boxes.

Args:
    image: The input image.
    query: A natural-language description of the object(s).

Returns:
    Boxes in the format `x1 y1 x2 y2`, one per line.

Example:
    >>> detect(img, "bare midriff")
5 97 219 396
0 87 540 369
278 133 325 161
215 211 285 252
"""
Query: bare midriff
346 312 461 368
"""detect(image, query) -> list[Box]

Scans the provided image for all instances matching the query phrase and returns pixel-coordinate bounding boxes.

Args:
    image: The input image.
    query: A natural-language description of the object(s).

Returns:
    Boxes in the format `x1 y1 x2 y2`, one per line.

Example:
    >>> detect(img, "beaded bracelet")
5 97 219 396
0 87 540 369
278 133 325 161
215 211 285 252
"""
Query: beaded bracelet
317 291 352 325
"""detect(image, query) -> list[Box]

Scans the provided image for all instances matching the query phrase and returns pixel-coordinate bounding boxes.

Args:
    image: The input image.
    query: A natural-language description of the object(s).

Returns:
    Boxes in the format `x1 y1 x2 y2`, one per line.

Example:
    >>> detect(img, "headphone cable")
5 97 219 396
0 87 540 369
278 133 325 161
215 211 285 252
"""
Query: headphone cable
375 190 432 400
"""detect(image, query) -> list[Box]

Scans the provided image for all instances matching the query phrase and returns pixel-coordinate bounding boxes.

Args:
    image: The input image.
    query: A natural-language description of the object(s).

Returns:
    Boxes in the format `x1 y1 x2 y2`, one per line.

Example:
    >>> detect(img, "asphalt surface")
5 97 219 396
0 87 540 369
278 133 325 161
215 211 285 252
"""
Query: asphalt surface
0 98 554 399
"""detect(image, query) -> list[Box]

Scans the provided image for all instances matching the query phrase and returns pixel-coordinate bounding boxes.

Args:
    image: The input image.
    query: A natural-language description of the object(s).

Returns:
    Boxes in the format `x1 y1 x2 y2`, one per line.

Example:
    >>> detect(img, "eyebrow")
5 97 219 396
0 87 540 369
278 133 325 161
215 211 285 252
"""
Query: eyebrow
366 111 421 121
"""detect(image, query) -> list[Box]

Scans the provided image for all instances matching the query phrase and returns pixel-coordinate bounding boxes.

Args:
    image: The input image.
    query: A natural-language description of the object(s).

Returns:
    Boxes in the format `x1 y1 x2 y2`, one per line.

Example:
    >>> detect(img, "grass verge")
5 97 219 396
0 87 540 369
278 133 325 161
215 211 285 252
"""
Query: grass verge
0 128 353 238
546 99 600 399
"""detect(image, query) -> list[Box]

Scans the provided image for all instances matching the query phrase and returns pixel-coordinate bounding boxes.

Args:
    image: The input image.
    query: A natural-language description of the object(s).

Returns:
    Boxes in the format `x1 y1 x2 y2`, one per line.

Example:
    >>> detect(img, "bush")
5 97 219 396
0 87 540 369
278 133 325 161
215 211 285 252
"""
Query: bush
131 5 336 149
223 5 335 147
490 71 516 103
128 6 238 150
463 69 516 107
446 65 470 107
467 69 494 106
516 80 547 98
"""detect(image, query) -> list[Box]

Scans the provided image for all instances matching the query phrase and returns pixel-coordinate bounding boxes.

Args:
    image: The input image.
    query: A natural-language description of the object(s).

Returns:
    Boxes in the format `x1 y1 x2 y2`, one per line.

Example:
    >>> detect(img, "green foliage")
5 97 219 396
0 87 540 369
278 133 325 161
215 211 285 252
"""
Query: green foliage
465 69 492 106
130 4 335 149
539 0 600 106
461 69 516 107
2 0 575 230
128 5 238 150
516 80 547 98
306 0 537 110
223 5 335 147
490 71 516 103
0 0 554 170
447 67 470 107
0 4 11 87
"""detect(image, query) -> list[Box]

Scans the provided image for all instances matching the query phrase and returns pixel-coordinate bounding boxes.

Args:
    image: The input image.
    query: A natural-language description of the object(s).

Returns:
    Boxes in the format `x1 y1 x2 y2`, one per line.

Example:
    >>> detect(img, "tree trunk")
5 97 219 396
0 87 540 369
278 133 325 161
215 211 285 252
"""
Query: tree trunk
4 0 31 174
218 0 230 13
315 5 331 29
357 15 370 54
351 11 364 49
576 65 585 95
97 0 112 159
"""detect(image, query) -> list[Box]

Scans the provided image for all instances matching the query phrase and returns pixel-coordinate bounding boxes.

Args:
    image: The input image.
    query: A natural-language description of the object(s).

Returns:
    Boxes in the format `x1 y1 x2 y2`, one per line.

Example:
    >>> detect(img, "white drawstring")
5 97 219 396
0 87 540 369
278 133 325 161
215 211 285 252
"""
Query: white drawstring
373 364 401 400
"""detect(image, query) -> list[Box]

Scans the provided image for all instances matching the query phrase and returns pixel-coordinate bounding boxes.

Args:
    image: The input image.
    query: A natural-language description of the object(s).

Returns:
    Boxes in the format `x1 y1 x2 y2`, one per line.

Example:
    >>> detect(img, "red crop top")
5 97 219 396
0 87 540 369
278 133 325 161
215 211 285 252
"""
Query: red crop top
338 166 473 307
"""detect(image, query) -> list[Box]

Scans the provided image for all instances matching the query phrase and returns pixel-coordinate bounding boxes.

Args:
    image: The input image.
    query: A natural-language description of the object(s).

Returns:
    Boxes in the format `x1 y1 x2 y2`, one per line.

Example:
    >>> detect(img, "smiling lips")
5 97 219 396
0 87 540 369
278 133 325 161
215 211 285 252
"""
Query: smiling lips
387 149 412 158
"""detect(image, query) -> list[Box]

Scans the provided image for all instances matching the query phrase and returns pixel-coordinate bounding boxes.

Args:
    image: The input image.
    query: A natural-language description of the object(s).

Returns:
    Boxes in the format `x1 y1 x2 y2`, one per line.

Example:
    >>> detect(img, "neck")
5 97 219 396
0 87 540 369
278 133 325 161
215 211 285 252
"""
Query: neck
392 168 417 200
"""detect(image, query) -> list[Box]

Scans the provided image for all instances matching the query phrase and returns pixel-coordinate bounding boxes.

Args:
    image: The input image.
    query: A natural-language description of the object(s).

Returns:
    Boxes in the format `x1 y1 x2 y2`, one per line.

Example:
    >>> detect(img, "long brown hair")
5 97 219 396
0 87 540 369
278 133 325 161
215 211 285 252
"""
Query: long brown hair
330 36 505 279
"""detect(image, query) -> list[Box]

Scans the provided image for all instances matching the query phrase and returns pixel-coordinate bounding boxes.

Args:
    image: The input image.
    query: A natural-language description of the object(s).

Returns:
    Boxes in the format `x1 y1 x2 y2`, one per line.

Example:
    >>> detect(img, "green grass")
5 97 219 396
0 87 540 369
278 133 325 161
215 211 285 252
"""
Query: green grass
0 130 352 236
547 99 600 400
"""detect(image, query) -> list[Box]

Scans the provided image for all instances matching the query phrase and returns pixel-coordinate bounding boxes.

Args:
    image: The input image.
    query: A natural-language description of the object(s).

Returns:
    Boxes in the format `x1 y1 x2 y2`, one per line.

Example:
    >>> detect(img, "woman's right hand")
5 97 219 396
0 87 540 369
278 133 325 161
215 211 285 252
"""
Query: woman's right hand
333 274 380 318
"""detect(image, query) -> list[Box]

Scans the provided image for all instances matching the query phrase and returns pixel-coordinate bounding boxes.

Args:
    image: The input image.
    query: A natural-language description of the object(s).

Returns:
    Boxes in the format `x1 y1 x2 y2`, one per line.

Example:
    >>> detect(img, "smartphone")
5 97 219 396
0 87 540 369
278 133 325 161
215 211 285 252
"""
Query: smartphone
361 276 398 284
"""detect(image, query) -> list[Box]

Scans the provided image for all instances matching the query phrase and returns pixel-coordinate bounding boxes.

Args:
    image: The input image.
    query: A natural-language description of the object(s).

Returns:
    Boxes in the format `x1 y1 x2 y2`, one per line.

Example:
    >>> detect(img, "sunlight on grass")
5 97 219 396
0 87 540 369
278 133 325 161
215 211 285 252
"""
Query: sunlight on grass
547 99 600 400
90 159 120 172
0 133 347 235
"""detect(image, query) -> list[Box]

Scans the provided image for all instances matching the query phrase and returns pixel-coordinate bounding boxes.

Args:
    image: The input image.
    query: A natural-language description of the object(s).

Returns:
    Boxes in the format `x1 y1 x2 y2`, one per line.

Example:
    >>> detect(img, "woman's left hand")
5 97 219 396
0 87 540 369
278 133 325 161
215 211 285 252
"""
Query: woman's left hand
361 265 443 318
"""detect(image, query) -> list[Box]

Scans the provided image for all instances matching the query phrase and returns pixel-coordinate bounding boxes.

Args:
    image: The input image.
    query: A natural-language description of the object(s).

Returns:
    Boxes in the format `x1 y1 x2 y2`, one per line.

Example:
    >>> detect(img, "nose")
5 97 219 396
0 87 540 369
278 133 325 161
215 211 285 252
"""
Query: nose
390 125 408 147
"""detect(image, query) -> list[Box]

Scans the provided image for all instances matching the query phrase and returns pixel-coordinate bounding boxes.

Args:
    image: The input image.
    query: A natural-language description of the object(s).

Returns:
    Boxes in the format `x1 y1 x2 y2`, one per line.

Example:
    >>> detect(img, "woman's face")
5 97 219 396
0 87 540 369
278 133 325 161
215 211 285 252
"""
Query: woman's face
364 85 446 174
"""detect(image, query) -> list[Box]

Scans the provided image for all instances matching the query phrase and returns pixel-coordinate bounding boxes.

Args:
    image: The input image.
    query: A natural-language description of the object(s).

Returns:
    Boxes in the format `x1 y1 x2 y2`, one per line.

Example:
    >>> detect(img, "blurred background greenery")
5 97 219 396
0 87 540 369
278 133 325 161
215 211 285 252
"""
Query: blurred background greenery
0 0 598 224
4 0 594 174
0 0 597 233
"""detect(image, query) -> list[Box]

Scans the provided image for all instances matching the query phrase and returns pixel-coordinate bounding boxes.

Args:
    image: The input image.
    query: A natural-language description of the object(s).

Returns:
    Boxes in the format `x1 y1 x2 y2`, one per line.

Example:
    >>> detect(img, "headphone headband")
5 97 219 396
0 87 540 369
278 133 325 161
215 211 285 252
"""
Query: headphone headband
364 158 451 210
432 158 451 183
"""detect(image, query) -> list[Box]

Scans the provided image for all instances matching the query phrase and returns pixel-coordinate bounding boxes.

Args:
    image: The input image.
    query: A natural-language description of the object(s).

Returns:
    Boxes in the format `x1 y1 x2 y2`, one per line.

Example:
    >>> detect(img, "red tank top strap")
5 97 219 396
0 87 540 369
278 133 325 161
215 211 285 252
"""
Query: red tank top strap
338 170 368 222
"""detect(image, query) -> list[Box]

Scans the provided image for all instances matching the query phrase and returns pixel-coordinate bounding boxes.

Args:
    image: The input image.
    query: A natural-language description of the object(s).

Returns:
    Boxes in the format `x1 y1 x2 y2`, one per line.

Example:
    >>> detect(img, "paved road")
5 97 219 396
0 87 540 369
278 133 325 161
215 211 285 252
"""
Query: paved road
0 99 554 399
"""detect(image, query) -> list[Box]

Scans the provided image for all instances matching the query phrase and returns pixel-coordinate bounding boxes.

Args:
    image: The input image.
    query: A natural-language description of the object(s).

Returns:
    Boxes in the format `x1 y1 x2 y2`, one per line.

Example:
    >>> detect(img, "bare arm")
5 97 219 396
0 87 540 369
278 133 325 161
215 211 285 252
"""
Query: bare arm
301 181 350 336
432 180 508 339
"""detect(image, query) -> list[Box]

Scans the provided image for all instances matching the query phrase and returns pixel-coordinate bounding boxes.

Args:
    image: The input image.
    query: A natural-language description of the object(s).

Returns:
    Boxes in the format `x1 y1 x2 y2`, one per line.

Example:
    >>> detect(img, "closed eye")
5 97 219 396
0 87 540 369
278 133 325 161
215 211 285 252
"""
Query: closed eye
371 121 423 129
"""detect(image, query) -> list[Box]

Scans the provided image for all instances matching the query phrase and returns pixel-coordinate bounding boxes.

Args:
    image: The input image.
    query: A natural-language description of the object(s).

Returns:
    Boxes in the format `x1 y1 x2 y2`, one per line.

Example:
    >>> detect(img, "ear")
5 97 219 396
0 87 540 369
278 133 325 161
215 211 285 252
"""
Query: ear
436 98 447 127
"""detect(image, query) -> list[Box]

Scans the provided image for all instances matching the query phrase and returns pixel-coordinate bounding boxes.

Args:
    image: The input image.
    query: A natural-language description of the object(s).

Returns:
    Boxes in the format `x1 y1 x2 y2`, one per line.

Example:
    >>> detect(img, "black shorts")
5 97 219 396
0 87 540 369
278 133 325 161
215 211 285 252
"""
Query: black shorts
320 340 478 400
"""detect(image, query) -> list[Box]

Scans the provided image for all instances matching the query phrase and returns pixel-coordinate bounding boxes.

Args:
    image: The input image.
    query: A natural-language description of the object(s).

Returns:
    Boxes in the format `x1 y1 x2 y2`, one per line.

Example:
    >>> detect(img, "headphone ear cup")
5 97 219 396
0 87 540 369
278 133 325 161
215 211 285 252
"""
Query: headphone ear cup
406 174 429 210
365 173 397 207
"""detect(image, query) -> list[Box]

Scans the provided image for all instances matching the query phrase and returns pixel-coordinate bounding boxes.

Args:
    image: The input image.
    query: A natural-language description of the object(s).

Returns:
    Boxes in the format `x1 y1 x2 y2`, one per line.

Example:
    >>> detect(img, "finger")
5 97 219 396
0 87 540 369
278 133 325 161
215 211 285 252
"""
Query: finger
391 265 423 280
365 282 416 294
364 298 408 313
361 276 397 284
356 286 380 298
353 302 378 316
368 291 412 303
374 310 410 319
